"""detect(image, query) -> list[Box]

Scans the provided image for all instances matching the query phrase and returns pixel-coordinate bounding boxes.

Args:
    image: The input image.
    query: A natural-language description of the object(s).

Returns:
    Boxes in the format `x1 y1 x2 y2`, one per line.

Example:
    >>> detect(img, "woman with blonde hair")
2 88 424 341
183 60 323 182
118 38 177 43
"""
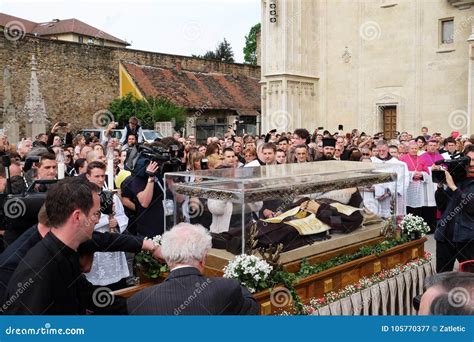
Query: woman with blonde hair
243 147 257 164
187 151 204 171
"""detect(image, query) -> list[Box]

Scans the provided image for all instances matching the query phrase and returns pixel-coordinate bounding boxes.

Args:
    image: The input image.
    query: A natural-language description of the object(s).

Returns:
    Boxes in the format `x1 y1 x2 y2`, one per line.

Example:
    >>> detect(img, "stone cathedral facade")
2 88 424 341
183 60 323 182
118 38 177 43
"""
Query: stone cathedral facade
260 0 474 137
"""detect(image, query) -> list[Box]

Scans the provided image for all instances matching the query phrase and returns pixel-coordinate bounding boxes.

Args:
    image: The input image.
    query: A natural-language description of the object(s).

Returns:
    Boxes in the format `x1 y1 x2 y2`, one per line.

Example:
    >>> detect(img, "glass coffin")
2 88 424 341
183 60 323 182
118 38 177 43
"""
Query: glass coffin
164 161 406 269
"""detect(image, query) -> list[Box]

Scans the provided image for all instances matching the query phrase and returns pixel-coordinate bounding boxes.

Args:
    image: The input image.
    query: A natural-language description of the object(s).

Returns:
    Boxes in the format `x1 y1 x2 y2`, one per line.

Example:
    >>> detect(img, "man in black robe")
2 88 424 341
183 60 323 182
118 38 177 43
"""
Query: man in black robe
315 138 337 161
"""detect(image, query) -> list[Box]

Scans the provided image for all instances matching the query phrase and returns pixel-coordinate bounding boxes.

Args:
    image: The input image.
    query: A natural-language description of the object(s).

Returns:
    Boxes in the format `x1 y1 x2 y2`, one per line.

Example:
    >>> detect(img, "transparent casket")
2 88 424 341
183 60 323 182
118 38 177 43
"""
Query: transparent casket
164 161 405 270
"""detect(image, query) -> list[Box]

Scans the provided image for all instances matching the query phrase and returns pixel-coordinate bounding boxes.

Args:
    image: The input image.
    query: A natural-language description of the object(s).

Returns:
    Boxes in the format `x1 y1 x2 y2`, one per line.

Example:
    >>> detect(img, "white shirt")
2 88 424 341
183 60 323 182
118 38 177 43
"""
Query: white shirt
85 194 130 286
371 156 409 216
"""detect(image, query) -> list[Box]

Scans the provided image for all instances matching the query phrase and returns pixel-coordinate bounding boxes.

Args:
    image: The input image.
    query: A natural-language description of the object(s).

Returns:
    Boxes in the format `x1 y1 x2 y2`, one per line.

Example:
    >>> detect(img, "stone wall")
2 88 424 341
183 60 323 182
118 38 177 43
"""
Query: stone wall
0 34 260 136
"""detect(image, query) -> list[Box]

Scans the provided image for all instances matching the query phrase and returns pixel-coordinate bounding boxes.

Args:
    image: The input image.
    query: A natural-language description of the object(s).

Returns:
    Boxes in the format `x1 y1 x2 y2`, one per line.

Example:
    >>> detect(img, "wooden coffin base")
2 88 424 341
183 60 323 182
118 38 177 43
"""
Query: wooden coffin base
255 237 426 315
114 237 426 316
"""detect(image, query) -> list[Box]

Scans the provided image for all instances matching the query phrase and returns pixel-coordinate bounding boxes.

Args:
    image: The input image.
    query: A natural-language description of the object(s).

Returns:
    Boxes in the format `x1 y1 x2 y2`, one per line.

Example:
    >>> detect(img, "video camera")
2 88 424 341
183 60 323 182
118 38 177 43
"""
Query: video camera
126 144 184 179
432 154 471 184
1 153 57 232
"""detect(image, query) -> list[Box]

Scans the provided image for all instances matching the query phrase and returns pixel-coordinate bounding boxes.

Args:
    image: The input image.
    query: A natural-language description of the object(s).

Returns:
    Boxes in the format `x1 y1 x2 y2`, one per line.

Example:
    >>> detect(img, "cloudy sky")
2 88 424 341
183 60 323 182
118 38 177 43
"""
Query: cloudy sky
0 0 260 63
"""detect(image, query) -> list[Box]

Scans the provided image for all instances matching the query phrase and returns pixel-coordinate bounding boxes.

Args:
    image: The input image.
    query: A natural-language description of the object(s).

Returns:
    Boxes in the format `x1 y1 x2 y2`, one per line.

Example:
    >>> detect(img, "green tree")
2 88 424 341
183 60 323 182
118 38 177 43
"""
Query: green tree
214 38 234 62
108 93 186 131
243 23 261 65
145 97 186 131
194 38 234 63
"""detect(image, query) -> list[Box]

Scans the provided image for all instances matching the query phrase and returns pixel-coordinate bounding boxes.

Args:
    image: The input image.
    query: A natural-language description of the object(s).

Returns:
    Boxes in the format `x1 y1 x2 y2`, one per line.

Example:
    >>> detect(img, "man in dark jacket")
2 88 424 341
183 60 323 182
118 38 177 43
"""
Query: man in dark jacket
2 178 125 315
0 205 158 304
120 116 143 145
434 145 474 273
127 223 259 315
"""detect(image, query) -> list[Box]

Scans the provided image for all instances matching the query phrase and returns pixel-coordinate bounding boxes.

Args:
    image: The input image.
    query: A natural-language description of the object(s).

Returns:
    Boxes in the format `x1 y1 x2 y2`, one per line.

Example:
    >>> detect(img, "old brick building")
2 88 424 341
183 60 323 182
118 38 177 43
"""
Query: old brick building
0 32 260 143
120 61 260 141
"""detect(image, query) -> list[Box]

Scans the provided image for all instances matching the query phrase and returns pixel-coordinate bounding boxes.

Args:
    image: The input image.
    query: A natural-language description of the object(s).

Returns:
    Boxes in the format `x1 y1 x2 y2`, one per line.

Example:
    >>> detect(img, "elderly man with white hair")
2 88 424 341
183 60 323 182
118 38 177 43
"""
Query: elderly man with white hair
127 223 259 315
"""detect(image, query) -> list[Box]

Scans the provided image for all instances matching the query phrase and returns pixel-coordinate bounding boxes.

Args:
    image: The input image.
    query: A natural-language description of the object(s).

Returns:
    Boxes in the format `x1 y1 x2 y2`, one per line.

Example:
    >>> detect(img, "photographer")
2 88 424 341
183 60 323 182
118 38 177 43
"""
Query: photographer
47 122 73 147
434 144 474 273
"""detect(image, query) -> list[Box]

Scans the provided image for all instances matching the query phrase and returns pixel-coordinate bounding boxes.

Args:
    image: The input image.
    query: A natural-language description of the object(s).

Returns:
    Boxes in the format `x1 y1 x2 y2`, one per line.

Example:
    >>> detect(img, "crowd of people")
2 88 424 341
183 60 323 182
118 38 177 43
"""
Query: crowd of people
0 118 473 315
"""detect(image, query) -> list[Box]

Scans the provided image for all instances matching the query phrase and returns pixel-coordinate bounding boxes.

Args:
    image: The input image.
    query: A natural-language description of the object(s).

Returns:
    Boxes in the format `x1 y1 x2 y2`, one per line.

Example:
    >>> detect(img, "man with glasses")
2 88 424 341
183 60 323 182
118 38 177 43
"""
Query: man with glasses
63 150 75 176
120 116 143 145
334 146 343 160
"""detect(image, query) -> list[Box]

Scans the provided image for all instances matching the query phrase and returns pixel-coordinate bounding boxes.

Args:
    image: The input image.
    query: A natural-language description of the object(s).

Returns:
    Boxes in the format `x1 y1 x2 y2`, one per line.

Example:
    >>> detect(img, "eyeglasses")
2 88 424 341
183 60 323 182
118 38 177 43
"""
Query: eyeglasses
362 153 370 156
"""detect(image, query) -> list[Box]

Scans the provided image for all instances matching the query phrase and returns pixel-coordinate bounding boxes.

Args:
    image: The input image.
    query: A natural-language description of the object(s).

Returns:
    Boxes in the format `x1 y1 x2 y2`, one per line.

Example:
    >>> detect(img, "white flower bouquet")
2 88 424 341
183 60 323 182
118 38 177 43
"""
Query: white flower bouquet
223 254 273 293
399 214 430 239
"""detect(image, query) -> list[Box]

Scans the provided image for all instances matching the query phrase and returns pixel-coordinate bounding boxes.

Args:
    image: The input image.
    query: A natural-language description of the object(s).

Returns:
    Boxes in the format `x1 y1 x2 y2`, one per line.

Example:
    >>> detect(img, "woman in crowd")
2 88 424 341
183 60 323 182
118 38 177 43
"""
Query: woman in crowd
73 134 86 160
205 142 220 156
244 147 257 164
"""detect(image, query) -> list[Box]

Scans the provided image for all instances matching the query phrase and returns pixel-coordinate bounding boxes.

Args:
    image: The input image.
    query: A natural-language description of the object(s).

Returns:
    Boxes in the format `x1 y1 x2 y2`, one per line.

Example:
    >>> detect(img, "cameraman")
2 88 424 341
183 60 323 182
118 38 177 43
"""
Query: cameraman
23 151 57 188
434 144 474 273
3 151 58 246
121 160 165 237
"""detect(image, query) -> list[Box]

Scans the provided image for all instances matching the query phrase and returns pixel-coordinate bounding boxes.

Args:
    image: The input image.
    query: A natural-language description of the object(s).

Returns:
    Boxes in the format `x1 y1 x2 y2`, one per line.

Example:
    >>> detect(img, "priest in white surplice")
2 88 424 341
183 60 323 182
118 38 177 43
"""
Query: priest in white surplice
369 141 409 218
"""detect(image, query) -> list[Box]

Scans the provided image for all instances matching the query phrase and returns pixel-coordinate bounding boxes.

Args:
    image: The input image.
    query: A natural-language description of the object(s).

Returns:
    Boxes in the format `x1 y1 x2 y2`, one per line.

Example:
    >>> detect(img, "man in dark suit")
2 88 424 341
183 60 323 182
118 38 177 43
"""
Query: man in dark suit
127 223 259 315
3 178 126 315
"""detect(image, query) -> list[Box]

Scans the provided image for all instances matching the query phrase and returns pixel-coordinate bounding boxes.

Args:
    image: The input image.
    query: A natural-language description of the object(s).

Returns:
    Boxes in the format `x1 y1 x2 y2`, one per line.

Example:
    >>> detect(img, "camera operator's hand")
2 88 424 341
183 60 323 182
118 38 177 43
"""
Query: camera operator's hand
445 170 457 192
146 161 159 175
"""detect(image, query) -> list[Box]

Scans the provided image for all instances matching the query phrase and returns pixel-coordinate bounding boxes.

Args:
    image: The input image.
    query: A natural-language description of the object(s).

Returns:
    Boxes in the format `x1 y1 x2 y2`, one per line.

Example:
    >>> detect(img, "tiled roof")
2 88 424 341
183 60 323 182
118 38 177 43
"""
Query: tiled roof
0 12 129 45
121 61 261 112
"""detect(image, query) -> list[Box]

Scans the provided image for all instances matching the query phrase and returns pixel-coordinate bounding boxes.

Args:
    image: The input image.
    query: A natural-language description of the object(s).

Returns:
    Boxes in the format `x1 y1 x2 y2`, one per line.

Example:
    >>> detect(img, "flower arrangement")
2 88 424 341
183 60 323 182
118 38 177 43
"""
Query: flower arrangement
223 254 273 293
399 214 430 239
134 235 169 280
